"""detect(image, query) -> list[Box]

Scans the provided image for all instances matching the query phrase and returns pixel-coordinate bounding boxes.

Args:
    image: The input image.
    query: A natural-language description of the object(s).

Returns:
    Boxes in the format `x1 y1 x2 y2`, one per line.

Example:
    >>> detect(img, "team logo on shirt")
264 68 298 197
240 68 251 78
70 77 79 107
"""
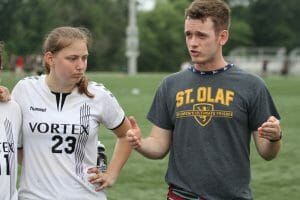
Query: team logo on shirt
194 103 214 126
175 86 234 126
176 103 233 126
30 106 47 112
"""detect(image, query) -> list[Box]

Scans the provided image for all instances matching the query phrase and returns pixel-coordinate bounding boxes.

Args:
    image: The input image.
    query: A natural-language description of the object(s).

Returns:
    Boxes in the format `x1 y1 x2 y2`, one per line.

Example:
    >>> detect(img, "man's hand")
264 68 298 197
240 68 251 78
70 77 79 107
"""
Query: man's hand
126 116 142 149
257 116 281 142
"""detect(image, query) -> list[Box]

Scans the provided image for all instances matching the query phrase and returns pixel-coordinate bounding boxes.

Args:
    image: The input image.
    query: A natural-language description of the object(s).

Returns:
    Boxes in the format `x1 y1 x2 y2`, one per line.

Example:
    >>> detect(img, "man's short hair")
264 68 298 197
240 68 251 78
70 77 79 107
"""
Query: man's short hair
185 0 231 33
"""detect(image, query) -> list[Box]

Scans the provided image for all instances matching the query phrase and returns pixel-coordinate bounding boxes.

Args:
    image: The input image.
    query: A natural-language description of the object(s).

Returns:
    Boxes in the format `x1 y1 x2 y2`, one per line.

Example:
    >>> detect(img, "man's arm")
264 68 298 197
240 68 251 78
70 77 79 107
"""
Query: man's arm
253 116 282 161
126 116 171 159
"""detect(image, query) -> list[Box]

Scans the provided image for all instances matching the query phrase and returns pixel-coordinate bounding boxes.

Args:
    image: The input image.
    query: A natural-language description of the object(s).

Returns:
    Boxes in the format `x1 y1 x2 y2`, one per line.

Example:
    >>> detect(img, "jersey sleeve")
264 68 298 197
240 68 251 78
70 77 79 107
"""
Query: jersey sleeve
11 80 23 106
11 80 24 148
91 82 125 130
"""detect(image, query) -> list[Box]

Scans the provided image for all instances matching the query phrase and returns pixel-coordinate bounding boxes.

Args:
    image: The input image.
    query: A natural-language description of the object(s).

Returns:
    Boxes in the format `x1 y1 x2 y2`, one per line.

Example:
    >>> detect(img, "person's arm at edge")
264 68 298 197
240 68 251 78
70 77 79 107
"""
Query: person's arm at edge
18 148 23 165
96 116 132 190
0 86 11 102
253 116 282 161
127 116 171 159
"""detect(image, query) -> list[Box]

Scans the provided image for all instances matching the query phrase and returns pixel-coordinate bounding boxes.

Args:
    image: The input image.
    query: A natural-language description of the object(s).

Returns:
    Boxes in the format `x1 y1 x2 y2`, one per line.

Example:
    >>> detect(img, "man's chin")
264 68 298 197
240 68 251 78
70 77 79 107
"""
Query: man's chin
191 59 205 65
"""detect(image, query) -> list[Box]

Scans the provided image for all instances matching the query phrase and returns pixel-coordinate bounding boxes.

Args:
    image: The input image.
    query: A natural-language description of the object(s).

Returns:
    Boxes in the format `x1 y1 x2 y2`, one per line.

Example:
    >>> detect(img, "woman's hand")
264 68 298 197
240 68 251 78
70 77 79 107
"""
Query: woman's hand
0 86 11 102
87 167 116 192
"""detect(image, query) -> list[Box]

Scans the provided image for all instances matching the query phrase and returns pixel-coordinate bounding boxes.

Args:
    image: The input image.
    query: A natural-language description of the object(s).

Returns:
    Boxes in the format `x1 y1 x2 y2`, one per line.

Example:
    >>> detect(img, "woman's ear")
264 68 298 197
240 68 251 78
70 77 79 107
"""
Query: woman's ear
44 51 54 66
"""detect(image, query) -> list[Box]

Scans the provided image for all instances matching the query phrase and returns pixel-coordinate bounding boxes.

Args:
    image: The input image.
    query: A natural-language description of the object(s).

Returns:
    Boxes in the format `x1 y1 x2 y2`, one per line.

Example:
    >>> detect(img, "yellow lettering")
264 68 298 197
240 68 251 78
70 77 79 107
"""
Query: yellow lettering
215 88 225 104
207 87 214 103
185 89 193 104
177 87 234 107
225 91 234 106
197 87 206 102
176 91 184 107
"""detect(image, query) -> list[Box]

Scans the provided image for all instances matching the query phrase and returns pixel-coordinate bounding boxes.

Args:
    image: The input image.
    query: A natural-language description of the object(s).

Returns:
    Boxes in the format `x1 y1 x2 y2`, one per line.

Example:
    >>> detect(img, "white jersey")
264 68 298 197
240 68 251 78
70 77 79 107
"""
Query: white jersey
12 75 125 200
0 100 22 200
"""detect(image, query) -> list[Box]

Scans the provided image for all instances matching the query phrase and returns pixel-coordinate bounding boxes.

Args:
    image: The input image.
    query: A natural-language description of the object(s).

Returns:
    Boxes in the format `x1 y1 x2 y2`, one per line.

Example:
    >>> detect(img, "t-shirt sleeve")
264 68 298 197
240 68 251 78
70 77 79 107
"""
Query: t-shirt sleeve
147 79 174 130
248 79 280 131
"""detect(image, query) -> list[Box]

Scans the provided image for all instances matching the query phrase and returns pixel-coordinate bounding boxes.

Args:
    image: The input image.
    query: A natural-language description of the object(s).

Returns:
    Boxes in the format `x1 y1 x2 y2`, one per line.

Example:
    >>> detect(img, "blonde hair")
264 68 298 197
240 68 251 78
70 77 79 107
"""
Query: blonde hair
43 26 94 98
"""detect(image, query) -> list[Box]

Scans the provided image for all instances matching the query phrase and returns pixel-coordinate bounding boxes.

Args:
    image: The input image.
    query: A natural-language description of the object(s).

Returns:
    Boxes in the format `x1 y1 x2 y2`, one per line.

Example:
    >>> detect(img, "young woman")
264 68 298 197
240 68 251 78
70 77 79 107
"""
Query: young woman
12 26 132 200
0 42 22 200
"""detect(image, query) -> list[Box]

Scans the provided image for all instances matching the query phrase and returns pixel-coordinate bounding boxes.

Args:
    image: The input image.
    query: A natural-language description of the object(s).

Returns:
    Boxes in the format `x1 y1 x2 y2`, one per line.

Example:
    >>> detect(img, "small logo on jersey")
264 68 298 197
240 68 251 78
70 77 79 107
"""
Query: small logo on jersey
30 106 46 112
193 103 214 126
176 103 233 126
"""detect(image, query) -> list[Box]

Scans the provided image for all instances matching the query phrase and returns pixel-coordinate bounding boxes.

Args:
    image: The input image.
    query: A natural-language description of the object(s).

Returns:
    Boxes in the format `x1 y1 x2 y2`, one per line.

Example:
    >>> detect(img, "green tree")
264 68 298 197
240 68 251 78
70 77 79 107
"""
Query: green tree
225 5 254 54
248 0 300 51
138 0 190 72
0 0 128 71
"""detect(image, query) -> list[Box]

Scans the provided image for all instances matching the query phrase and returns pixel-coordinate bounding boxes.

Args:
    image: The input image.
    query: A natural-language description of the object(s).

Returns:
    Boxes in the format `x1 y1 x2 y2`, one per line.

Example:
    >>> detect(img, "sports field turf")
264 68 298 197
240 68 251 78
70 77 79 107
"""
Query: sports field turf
1 71 299 200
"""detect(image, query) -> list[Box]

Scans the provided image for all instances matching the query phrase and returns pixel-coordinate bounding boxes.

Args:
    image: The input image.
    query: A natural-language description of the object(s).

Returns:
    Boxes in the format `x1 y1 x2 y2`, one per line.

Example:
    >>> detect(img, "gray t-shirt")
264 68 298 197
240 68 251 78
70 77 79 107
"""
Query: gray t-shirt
147 65 280 200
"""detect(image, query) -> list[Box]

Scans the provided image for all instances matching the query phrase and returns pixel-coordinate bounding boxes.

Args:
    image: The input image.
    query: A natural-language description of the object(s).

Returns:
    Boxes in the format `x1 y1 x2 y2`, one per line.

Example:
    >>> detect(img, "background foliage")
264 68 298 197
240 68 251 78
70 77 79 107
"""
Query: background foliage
0 0 299 72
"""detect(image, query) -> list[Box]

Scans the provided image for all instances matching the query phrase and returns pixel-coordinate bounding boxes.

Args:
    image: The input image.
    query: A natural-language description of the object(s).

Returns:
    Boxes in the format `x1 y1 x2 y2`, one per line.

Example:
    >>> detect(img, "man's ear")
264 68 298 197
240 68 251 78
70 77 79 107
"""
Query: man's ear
219 30 229 46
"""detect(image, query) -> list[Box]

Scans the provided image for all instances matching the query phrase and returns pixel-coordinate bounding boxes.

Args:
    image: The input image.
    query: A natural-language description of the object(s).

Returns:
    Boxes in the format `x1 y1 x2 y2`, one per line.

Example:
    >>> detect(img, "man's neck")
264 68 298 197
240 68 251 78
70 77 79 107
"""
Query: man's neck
194 60 228 72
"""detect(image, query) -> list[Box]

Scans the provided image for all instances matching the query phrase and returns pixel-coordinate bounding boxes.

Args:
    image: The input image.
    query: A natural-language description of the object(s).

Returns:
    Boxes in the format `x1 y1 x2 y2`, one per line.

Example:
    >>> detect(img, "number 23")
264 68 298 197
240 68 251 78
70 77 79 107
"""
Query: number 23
52 135 76 154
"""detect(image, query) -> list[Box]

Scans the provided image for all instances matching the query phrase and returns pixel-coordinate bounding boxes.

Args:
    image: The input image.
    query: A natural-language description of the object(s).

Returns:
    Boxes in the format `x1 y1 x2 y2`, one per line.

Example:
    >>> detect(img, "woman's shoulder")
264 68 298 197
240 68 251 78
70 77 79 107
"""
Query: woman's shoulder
0 99 20 111
16 74 45 86
88 81 105 91
87 81 115 98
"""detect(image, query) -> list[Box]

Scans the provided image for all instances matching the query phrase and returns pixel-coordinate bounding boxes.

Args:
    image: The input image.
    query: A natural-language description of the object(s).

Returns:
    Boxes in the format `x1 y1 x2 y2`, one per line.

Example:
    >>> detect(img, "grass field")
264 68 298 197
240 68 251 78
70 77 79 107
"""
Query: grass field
1 71 299 200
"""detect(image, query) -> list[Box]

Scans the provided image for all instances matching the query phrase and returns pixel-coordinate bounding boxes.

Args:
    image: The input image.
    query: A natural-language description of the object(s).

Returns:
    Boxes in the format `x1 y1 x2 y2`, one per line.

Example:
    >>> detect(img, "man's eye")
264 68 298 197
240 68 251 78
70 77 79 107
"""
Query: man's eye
68 57 77 61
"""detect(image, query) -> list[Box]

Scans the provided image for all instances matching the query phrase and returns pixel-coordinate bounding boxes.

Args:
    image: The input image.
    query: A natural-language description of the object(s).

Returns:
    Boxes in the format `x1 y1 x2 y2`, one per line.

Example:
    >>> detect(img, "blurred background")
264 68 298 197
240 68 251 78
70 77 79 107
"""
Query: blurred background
1 1 300 199
1 0 299 75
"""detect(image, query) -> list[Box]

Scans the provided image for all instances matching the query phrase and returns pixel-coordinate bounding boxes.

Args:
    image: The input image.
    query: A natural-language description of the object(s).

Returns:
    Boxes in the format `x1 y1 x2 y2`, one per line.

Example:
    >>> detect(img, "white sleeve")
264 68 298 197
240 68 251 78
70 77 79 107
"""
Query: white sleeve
100 89 125 129
12 81 24 148
90 82 125 130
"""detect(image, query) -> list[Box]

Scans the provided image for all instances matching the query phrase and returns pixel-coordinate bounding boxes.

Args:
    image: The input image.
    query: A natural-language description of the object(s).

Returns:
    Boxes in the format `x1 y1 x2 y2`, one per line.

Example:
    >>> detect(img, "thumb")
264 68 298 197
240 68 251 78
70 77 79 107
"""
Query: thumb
267 116 278 123
128 116 138 129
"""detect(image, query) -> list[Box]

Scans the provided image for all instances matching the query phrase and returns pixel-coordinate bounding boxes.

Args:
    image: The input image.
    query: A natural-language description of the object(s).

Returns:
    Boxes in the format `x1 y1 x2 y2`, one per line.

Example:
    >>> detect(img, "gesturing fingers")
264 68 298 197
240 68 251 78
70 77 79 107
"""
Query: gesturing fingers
258 116 281 141
87 167 114 192
126 130 141 149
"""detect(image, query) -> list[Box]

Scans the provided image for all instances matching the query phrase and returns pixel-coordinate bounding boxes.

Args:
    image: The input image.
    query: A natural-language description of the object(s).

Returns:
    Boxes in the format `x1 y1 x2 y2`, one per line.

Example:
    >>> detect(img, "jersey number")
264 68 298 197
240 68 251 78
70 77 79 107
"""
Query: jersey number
0 154 10 175
52 135 76 154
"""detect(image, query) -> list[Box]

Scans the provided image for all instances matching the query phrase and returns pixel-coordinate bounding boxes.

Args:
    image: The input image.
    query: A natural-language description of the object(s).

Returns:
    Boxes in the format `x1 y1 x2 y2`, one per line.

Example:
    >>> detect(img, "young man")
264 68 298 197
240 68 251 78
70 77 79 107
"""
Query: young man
0 42 22 200
126 0 282 199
